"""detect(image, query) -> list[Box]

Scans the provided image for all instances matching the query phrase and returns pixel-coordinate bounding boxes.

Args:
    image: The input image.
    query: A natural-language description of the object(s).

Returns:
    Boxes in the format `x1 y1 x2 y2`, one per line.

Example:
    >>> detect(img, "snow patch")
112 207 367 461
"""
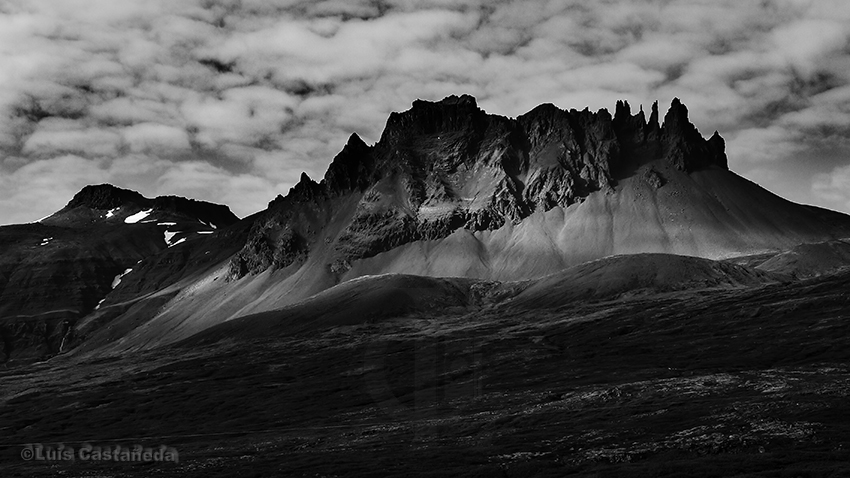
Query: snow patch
124 209 152 224
111 268 133 288
94 298 106 310
105 207 119 218
200 220 217 229
164 231 180 245
197 231 214 234
169 237 187 247
40 237 53 246
158 222 177 226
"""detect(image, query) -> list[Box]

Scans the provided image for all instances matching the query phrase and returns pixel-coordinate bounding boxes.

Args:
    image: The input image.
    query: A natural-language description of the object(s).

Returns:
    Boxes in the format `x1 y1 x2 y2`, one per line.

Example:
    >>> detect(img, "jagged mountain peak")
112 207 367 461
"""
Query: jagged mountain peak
228 95 740 280
661 97 691 133
378 94 486 146
323 130 376 195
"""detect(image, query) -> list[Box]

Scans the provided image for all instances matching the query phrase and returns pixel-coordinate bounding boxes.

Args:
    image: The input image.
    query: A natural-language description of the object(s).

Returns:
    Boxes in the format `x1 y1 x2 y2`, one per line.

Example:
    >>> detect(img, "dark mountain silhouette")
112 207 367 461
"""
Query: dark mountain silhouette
0 186 239 360
42 183 238 229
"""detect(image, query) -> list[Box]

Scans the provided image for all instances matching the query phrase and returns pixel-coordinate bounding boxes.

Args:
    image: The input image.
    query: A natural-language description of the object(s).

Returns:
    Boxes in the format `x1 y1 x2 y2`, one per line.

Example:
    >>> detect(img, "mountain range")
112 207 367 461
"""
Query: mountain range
2 95 850 361
4 95 850 478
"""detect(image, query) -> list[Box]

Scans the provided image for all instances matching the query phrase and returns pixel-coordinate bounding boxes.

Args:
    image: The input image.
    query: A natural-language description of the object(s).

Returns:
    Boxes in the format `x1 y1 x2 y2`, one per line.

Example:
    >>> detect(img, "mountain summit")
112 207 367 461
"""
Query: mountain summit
43 183 239 228
65 184 149 211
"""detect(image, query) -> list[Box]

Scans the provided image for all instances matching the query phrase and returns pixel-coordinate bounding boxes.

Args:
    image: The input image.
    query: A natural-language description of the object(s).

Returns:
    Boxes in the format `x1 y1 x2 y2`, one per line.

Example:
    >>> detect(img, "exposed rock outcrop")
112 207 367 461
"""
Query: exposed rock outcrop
660 98 728 172
228 96 731 280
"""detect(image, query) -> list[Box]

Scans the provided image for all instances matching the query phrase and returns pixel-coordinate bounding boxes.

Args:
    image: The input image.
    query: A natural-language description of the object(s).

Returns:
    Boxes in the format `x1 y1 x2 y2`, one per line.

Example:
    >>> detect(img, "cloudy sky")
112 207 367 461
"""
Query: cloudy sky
1 0 849 224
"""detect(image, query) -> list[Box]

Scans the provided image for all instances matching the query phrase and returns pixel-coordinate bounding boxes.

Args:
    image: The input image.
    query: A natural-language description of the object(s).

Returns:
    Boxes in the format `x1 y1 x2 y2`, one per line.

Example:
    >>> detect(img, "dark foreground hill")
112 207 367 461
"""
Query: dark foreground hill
2 260 850 477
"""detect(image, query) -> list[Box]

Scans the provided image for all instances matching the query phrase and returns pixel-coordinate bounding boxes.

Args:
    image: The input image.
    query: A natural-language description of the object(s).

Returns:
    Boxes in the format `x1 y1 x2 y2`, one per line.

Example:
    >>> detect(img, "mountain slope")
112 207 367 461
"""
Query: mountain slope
169 252 782 347
508 253 781 310
756 239 850 278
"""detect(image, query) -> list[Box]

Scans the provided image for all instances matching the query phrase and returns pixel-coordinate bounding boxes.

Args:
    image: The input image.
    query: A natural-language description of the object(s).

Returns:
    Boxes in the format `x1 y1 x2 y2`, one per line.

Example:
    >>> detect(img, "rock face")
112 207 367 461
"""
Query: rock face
229 95 731 279
0 185 240 361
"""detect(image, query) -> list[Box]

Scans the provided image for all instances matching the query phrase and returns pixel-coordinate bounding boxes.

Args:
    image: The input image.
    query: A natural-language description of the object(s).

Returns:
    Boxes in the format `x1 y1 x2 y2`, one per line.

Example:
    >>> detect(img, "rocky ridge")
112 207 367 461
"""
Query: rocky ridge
46 183 239 228
229 95 729 279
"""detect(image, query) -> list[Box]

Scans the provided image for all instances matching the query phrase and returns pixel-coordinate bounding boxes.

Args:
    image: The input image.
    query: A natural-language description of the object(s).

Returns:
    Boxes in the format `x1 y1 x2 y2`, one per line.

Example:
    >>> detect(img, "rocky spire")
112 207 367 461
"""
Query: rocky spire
661 98 727 171
648 101 660 132
323 132 375 194
708 131 728 170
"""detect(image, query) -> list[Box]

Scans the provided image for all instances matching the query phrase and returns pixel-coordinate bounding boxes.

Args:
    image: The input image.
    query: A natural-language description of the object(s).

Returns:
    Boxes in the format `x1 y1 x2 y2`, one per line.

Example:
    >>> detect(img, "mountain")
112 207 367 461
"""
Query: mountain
65 95 850 355
5 95 850 361
5 96 850 478
0 185 239 360
228 95 847 285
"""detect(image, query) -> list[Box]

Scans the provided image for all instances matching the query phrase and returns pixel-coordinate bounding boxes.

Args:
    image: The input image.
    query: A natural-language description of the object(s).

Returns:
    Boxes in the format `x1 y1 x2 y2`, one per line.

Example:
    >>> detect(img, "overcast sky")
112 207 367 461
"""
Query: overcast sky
1 0 849 224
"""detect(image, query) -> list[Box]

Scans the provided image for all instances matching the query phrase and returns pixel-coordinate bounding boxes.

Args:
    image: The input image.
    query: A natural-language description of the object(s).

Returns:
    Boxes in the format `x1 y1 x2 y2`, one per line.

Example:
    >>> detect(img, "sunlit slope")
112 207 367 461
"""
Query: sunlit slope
509 253 780 310
176 252 781 344
74 163 850 354
344 163 848 281
757 239 850 278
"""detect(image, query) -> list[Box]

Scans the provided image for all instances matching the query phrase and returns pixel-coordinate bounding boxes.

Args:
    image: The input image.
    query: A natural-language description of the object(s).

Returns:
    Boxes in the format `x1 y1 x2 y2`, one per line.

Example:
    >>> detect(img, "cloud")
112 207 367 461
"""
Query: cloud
726 126 807 166
813 164 850 212
122 123 192 154
0 155 109 224
154 160 280 218
2 0 850 224
180 86 298 149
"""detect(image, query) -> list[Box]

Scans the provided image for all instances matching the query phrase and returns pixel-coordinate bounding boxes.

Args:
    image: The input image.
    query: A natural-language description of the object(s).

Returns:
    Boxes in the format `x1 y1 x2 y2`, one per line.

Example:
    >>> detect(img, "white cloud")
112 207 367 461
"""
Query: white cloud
726 126 805 166
0 155 109 223
813 164 850 211
23 124 122 158
122 123 191 154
